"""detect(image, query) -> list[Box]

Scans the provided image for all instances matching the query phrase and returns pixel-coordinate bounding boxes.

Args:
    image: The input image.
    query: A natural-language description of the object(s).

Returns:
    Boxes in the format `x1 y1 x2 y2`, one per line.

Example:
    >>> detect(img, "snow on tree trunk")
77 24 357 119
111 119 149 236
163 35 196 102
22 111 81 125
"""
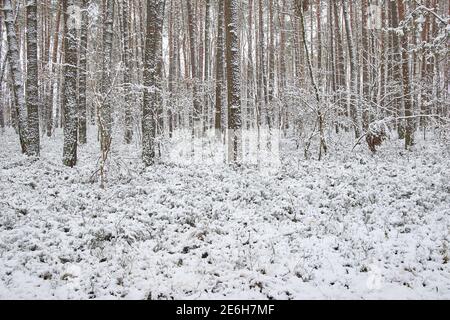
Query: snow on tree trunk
186 0 201 139
224 0 242 164
99 0 114 152
142 0 165 167
62 0 79 167
2 0 28 154
78 0 88 145
122 0 133 144
25 0 40 157
0 16 4 132
214 0 225 139
342 0 362 138
46 0 62 137
397 0 414 149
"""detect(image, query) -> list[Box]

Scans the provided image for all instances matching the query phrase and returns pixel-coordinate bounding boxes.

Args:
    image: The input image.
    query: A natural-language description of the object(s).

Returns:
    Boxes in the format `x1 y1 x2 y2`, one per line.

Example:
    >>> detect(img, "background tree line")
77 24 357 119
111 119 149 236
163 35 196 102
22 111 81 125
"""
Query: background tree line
0 0 448 167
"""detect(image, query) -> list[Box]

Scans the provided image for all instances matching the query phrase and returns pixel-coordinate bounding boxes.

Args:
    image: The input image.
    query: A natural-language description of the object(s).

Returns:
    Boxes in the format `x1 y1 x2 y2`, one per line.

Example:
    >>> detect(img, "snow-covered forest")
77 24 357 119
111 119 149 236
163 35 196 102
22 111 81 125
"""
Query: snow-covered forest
0 0 449 300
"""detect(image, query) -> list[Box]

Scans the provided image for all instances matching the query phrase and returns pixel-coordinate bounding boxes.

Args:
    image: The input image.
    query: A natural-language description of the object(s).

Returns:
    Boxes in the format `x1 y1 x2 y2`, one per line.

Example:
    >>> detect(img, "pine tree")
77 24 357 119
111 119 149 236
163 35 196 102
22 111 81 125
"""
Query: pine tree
225 0 242 164
397 0 414 149
25 0 41 156
142 0 165 166
62 0 79 167
214 0 225 139
99 0 114 152
122 0 133 144
78 0 88 145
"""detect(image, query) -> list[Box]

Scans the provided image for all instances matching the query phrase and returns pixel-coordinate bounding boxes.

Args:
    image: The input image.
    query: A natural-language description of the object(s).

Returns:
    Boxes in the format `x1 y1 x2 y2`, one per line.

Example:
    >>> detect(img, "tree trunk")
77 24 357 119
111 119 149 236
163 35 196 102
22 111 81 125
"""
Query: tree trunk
186 0 201 136
224 0 242 164
142 0 165 166
62 0 79 167
123 0 133 144
78 0 88 145
47 0 61 137
397 0 413 149
99 0 114 152
3 0 28 153
342 0 361 137
214 0 224 139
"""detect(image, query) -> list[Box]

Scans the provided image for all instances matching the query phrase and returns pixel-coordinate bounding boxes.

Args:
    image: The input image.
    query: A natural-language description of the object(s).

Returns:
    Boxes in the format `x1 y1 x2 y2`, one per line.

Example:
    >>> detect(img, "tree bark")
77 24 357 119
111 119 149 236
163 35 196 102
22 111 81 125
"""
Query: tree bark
78 0 88 145
225 0 242 164
62 0 79 167
2 0 28 153
142 0 165 166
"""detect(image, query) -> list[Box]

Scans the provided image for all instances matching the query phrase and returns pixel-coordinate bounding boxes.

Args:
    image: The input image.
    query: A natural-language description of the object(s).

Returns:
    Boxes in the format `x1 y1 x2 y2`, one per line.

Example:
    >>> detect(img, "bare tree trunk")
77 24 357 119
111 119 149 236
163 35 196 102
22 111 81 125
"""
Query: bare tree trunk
0 6 4 132
342 0 361 137
25 0 41 157
361 0 370 131
186 0 201 137
225 0 242 164
397 0 413 149
123 0 133 144
142 0 165 166
62 0 79 167
296 0 327 160
3 0 28 153
78 0 88 145
47 0 61 137
203 0 210 133
99 0 114 153
389 0 403 137
214 0 224 139
246 0 254 131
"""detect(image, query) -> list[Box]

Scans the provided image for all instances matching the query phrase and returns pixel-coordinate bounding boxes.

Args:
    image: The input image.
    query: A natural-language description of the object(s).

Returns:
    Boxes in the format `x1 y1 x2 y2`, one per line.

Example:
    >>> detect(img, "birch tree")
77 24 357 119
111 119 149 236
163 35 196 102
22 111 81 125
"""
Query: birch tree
2 0 28 154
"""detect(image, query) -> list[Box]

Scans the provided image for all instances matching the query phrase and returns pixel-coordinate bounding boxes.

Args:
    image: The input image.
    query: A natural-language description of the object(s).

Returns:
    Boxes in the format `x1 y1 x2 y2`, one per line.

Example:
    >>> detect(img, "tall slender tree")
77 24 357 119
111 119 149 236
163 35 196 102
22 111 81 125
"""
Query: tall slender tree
225 0 242 164
142 0 165 166
78 0 88 145
3 0 28 153
99 0 114 152
25 0 40 156
214 0 224 139
62 0 79 167
123 0 133 144
397 0 413 148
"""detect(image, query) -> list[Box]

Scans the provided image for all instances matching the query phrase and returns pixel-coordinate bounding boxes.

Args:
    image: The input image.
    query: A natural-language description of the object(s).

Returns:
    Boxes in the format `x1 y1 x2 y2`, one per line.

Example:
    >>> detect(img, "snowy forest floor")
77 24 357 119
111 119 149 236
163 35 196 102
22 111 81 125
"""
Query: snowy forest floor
0 128 449 300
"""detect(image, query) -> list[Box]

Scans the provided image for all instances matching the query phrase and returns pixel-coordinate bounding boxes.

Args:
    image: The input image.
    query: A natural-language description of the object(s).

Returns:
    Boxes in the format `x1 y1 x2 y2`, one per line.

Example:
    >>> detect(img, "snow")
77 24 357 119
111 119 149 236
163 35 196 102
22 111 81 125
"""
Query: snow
0 128 449 300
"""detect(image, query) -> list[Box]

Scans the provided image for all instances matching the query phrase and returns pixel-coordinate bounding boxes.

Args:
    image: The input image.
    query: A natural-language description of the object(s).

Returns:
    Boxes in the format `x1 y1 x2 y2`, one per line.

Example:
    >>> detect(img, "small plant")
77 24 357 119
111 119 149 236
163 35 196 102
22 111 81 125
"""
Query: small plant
366 121 389 153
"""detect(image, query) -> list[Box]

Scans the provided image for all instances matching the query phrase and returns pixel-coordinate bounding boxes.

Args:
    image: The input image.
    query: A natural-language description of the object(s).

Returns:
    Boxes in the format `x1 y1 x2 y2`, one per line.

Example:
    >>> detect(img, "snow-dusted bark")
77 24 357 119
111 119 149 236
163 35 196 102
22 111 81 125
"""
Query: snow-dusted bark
62 0 79 167
99 0 115 151
246 0 255 132
296 0 327 160
397 0 414 149
2 0 28 153
142 0 165 167
25 0 40 157
257 0 268 125
342 0 362 137
225 0 242 164
186 0 201 134
0 17 4 132
122 0 133 144
78 0 88 145
361 0 370 131
214 0 224 138
46 0 62 137
389 0 402 137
